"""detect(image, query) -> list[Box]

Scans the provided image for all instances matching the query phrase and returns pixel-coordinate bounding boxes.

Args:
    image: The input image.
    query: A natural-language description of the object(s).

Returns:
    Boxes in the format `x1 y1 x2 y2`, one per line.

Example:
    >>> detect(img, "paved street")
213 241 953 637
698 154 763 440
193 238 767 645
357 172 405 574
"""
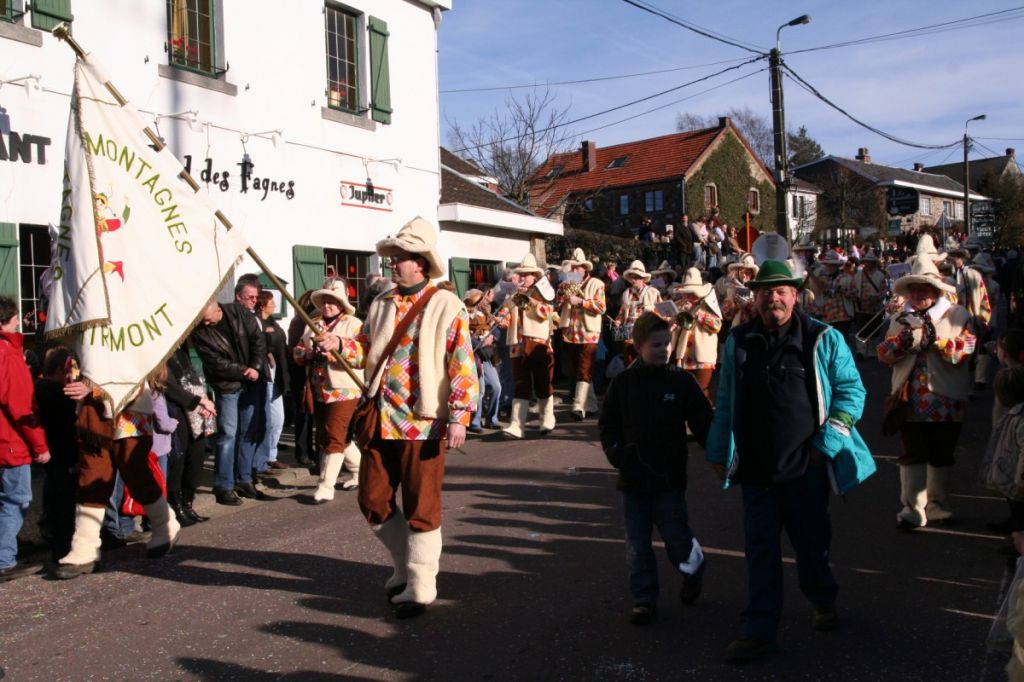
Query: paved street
0 358 1014 681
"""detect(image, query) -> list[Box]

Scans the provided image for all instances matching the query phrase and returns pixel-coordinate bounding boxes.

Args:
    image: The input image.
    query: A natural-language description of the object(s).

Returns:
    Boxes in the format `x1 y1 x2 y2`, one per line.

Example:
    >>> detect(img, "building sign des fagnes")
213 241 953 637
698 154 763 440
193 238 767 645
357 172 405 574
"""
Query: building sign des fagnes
340 180 393 211
182 155 296 200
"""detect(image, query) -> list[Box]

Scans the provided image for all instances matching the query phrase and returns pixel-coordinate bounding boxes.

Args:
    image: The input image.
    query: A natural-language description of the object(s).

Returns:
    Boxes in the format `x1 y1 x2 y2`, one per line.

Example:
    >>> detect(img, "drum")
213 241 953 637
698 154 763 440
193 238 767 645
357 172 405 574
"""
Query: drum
613 323 634 342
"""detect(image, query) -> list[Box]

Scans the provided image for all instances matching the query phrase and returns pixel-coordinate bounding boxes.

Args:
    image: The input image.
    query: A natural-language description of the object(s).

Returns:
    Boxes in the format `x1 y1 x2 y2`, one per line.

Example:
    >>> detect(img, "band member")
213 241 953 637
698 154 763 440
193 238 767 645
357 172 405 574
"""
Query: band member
850 251 887 358
670 268 723 402
614 260 661 364
807 251 852 336
558 248 606 420
716 253 758 330
464 288 503 433
495 253 556 438
947 245 992 328
651 261 678 293
293 278 364 503
970 252 1001 389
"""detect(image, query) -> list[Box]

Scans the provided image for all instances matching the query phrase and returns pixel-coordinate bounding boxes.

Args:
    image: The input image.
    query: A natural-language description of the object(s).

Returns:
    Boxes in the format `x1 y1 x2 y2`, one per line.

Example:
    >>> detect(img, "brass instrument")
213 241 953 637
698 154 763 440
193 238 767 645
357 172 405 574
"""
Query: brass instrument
676 310 696 330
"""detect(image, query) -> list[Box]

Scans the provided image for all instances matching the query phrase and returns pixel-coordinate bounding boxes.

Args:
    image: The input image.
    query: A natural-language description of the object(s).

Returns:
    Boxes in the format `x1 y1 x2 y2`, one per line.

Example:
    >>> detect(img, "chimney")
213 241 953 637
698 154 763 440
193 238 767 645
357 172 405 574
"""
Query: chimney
855 147 871 163
581 140 597 173
1008 148 1016 159
719 116 730 128
913 163 925 172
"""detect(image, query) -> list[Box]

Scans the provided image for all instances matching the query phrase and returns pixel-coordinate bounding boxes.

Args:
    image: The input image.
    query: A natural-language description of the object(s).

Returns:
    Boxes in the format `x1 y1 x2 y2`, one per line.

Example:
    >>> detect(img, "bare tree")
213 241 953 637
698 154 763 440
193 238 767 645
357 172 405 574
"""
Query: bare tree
676 107 823 169
446 88 575 208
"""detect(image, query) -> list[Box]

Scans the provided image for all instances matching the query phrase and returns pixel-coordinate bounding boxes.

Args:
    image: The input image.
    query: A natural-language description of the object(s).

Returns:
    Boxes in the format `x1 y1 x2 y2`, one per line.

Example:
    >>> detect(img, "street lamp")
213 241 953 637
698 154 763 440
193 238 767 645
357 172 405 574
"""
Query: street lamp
771 14 811 239
964 114 986 238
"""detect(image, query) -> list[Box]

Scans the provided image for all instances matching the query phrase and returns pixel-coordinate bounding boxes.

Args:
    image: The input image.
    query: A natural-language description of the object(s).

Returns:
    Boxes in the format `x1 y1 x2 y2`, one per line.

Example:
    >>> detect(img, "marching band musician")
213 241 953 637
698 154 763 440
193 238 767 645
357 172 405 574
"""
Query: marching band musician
614 260 661 364
947 245 992 329
970 252 1001 389
716 253 759 330
558 248 606 421
670 268 723 403
807 251 853 337
495 254 557 438
850 251 888 359
464 288 503 434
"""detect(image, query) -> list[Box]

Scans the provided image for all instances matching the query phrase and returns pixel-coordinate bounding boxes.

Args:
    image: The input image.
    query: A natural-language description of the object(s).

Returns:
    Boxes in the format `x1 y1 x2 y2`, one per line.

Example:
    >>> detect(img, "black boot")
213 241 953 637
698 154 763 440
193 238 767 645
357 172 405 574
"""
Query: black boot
182 489 208 523
168 492 196 528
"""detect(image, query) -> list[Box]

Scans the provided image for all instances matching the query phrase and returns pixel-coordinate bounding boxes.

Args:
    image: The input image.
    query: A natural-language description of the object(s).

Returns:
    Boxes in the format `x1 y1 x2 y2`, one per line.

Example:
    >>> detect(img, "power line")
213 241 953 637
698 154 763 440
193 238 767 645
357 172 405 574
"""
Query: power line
619 0 765 54
977 136 1024 142
782 64 960 150
451 55 766 154
440 56 752 94
789 6 1024 55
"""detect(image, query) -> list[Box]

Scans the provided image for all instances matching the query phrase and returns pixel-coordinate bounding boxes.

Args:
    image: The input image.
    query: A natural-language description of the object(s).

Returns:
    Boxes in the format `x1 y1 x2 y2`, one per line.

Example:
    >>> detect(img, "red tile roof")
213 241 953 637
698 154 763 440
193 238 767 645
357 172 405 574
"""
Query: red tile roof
529 126 726 216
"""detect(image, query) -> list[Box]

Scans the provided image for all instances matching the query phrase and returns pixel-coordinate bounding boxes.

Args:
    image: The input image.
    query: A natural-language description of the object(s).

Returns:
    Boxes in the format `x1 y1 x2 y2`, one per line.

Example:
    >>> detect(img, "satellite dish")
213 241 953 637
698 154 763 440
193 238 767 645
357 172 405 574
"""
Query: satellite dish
751 233 790 265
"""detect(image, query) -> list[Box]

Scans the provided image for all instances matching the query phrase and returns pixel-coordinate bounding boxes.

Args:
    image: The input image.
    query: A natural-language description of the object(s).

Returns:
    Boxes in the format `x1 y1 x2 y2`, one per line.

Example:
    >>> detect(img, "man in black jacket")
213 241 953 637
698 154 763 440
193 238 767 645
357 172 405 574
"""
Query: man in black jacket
191 294 266 505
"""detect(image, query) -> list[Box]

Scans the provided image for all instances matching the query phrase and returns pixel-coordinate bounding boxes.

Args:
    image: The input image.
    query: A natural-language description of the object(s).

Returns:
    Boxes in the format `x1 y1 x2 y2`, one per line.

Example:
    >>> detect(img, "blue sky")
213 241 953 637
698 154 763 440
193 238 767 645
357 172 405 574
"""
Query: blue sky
438 1 1024 170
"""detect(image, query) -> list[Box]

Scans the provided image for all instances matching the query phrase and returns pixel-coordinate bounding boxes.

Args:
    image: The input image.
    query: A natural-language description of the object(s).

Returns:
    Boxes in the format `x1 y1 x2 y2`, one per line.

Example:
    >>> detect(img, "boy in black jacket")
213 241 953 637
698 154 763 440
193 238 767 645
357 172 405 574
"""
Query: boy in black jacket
599 312 713 625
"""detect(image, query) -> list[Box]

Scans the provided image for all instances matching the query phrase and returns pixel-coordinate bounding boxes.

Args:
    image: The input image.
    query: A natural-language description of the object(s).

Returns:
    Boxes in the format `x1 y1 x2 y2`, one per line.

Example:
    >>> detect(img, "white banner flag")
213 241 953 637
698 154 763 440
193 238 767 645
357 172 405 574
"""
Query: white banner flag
45 54 249 413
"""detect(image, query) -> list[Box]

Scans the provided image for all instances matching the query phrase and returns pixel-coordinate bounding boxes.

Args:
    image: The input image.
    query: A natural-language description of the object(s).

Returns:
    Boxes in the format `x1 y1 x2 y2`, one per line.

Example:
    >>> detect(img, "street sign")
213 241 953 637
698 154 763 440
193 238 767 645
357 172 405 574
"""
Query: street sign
887 187 919 216
887 219 901 236
972 201 996 242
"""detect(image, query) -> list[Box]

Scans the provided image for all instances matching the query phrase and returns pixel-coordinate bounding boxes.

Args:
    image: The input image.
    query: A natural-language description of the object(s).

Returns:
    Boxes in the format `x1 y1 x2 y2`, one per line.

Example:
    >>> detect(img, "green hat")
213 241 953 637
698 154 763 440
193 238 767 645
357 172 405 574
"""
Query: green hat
748 259 804 289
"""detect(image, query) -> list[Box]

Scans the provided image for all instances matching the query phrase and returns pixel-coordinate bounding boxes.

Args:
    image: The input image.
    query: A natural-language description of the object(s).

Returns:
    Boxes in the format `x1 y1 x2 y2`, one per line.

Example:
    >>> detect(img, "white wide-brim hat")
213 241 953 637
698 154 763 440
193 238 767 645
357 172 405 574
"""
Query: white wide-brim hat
676 267 712 298
622 259 651 281
566 247 593 271
914 233 946 264
310 278 356 315
728 253 759 276
375 216 445 279
513 253 544 277
893 255 957 296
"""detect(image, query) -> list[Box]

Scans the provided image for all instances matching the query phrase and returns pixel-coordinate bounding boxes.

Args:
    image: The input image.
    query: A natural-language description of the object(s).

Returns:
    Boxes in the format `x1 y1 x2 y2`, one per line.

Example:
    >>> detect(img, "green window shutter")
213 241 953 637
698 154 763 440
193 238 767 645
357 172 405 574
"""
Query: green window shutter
0 223 18 299
448 257 470 297
368 16 392 124
292 245 325 299
31 0 72 31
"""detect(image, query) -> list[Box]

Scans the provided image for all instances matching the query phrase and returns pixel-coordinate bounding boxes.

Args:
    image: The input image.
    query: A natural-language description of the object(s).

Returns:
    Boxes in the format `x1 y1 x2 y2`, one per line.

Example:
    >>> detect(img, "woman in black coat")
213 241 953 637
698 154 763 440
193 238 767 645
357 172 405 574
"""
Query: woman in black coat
165 343 217 523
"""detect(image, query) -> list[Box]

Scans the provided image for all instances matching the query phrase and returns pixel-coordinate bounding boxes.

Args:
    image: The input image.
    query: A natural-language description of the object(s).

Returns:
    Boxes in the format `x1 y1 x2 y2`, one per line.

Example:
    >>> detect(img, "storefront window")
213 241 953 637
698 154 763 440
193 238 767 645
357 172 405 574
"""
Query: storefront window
323 248 371 311
18 224 49 335
469 259 501 289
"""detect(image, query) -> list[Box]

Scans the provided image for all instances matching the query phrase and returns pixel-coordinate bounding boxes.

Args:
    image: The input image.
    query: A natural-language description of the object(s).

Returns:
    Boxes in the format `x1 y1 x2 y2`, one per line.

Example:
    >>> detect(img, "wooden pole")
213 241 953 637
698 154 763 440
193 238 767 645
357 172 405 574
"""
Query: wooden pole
52 24 367 392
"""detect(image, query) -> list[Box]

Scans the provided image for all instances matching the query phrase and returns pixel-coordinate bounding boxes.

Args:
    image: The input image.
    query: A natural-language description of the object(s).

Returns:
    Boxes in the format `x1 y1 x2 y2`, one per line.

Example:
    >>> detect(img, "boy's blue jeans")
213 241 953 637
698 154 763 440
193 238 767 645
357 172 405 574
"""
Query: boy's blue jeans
0 464 32 569
622 489 699 604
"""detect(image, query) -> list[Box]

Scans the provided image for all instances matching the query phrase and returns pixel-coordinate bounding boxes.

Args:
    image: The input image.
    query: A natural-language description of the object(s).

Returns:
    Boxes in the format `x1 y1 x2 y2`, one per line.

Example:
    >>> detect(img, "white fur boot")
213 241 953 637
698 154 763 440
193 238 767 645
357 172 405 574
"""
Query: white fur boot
538 395 556 434
572 382 589 420
392 527 443 613
57 505 106 576
340 442 361 491
925 465 954 524
502 399 529 439
144 497 181 558
897 464 928 528
313 451 344 503
585 382 600 413
373 514 409 597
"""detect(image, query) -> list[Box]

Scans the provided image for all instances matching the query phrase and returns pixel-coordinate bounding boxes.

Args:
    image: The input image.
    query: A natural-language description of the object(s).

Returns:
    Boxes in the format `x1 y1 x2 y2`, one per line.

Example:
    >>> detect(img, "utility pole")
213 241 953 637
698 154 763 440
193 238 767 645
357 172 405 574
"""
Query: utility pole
771 15 810 241
963 114 986 237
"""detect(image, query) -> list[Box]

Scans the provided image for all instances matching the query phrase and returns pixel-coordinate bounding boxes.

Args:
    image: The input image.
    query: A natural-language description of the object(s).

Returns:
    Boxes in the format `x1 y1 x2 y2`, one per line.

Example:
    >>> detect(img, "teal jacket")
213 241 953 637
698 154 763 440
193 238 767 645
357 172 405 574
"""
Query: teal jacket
705 311 876 494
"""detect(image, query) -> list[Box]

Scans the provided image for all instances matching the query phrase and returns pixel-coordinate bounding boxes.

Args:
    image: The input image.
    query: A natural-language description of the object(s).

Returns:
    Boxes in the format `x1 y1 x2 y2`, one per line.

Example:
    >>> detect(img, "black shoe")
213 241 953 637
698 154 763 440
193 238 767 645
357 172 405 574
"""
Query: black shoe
393 601 427 619
234 481 269 500
386 583 407 602
99 532 127 550
629 603 657 625
182 491 209 523
467 425 484 434
813 604 839 632
726 636 778 663
0 561 43 583
295 454 313 467
168 493 196 528
680 561 706 605
213 487 243 506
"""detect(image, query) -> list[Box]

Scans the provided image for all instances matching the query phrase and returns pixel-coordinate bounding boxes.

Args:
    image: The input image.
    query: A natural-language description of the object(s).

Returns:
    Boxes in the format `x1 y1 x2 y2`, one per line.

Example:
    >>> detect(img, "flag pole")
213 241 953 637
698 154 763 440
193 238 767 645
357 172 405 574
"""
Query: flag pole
52 24 367 393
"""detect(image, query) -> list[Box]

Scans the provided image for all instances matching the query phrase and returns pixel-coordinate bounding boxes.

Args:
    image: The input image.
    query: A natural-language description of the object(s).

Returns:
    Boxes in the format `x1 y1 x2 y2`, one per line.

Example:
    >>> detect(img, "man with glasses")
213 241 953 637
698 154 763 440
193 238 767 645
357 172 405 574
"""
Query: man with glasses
191 282 267 505
706 260 874 662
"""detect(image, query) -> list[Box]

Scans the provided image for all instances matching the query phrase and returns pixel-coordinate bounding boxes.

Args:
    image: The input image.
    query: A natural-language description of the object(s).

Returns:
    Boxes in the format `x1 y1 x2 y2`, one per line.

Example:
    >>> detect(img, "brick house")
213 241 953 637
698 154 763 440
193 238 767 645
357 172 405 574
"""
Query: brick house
528 117 775 240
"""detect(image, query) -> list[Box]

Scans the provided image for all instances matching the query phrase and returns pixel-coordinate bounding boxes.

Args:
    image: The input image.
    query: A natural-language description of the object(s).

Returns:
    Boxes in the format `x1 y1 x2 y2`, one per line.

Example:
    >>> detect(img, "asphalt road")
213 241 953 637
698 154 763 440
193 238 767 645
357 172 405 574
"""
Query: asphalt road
0 357 1014 681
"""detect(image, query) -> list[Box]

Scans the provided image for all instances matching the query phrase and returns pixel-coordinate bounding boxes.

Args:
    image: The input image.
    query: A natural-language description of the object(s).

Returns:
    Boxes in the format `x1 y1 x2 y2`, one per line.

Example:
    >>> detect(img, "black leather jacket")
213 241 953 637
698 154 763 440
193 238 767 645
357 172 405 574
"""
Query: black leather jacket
190 303 266 393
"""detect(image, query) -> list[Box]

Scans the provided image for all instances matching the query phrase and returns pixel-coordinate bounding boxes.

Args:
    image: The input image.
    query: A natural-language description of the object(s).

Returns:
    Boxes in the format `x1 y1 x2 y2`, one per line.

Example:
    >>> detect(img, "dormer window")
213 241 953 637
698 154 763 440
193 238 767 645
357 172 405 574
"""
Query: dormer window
545 165 564 179
607 156 628 169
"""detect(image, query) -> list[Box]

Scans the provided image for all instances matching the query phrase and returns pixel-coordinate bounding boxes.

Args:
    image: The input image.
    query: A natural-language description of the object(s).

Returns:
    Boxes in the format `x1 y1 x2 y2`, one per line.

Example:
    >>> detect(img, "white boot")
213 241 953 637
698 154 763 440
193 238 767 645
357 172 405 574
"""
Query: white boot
392 527 443 608
897 465 928 528
58 505 106 574
313 451 344 503
373 514 409 596
502 399 529 439
144 497 181 558
925 465 954 524
538 395 556 434
585 382 600 413
572 382 589 420
340 442 361 491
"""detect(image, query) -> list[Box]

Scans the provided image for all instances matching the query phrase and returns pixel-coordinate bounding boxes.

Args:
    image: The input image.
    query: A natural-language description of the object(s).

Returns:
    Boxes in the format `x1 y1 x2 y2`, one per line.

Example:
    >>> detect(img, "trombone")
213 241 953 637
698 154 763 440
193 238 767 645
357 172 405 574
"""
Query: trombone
855 289 896 343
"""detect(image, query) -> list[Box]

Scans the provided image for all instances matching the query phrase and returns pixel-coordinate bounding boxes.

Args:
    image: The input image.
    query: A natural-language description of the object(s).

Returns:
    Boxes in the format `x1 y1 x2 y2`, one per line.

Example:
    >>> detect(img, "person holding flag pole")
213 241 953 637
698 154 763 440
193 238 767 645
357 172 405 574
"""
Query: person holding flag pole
45 25 366 577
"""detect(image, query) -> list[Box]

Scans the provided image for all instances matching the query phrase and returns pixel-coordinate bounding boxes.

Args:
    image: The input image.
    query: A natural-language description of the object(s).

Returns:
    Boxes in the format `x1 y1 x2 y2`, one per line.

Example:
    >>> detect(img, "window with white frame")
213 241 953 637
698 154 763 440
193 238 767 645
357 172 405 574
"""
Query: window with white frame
942 200 953 218
325 5 392 123
704 183 718 208
748 188 760 213
955 202 964 220
920 196 931 216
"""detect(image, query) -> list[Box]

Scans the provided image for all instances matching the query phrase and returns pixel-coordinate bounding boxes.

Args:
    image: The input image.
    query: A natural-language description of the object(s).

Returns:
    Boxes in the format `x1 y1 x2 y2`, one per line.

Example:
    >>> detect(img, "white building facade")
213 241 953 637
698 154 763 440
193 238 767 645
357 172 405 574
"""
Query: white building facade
0 0 558 336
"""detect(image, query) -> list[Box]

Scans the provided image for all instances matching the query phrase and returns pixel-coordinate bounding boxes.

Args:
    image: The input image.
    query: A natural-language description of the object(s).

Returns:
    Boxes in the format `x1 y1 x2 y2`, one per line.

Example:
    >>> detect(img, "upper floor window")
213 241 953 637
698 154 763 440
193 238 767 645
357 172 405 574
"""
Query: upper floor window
704 183 718 208
954 202 964 220
644 190 663 213
607 156 628 169
1 0 26 23
942 200 953 217
325 6 392 124
920 196 931 216
748 188 760 214
167 0 218 76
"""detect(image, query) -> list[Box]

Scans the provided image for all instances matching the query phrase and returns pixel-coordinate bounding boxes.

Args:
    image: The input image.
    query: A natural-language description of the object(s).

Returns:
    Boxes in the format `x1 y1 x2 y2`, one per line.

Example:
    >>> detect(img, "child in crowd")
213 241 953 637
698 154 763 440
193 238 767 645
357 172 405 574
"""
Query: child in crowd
150 366 178 480
598 312 713 625
983 330 1024 540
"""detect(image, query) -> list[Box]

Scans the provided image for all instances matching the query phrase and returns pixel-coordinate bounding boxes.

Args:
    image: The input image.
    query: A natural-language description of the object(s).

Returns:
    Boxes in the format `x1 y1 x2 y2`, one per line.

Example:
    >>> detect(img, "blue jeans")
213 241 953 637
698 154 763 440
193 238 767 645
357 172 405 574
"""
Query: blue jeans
102 472 135 538
213 384 261 489
255 384 285 472
471 361 502 428
0 464 32 569
740 464 839 641
622 489 699 604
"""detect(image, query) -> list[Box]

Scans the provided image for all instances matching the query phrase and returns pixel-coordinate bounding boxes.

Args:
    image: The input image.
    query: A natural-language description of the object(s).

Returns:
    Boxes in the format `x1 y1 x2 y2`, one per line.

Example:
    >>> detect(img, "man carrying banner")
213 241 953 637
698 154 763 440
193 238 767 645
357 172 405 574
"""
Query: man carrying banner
316 217 478 619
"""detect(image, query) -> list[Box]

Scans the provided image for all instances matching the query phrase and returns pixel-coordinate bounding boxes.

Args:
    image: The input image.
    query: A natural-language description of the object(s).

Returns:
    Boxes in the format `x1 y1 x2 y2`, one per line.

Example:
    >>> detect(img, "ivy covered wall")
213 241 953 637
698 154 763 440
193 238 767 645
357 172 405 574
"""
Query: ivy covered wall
685 132 776 231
